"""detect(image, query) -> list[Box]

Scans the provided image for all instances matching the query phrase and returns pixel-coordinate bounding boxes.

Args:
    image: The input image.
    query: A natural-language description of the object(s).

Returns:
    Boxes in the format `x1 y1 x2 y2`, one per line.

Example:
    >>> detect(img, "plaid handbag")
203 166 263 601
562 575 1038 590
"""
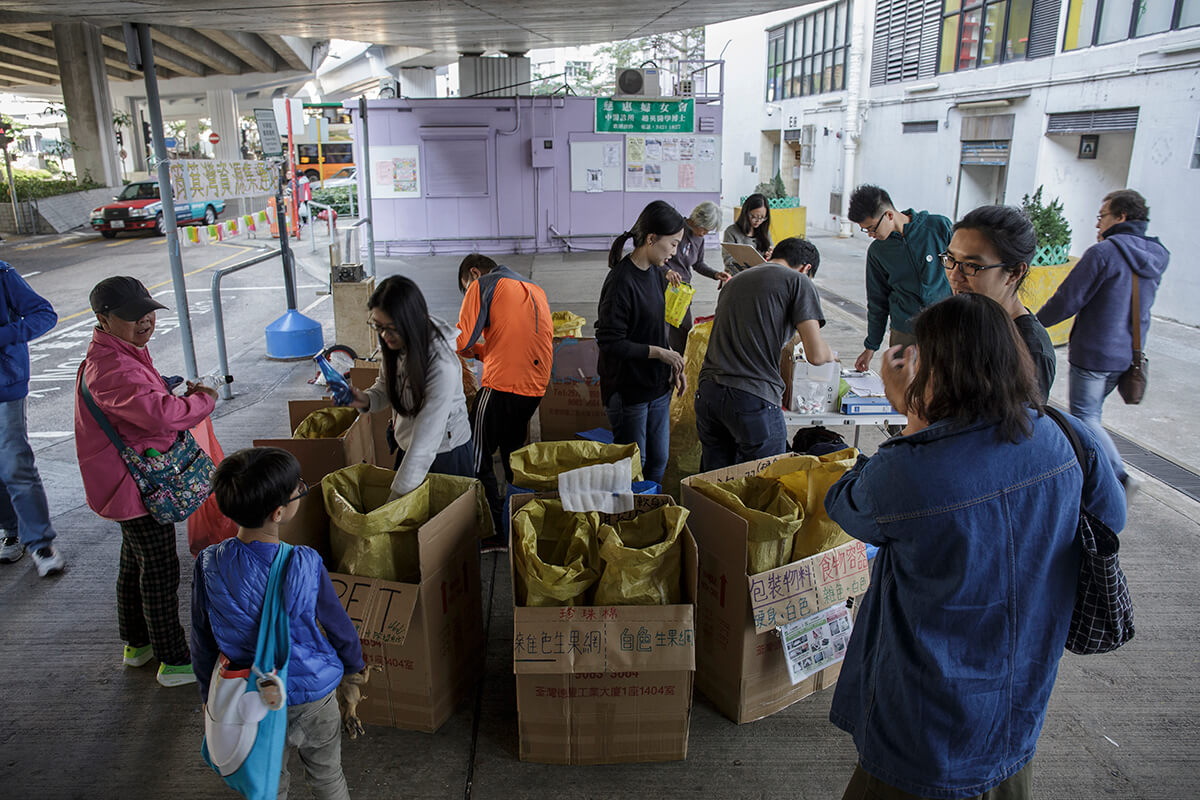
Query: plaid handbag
1045 407 1135 655
80 374 215 525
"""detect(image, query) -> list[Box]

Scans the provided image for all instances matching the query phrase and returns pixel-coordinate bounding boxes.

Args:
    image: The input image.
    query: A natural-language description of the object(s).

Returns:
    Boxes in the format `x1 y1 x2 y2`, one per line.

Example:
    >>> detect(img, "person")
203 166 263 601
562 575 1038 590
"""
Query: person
0 260 64 577
825 293 1125 800
193 447 366 800
75 276 218 687
1037 189 1169 497
846 184 952 373
456 254 553 548
695 237 833 471
943 205 1055 401
347 276 473 500
722 192 773 272
662 201 730 354
597 201 688 485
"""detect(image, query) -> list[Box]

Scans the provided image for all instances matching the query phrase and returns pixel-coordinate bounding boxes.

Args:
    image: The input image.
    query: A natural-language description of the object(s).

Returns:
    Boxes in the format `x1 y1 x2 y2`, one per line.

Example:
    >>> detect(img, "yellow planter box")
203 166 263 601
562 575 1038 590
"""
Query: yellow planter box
1019 256 1079 346
734 205 807 246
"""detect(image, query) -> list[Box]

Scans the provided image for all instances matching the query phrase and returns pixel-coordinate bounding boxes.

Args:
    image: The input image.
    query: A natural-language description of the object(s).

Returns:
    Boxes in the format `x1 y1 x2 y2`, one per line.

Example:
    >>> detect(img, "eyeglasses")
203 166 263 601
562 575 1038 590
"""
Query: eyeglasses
289 480 309 503
368 320 400 335
748 213 767 223
939 252 1009 277
861 214 887 236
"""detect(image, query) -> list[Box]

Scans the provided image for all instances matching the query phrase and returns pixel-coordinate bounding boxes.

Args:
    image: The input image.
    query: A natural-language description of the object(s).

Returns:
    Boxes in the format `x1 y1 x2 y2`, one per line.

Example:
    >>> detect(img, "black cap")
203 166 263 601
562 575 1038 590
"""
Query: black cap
89 276 167 321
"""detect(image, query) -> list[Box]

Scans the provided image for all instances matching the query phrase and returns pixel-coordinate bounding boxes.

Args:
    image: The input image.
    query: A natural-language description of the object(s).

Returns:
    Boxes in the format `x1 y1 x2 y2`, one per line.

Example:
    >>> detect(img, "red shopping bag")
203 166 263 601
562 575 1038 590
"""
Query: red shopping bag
187 417 238 557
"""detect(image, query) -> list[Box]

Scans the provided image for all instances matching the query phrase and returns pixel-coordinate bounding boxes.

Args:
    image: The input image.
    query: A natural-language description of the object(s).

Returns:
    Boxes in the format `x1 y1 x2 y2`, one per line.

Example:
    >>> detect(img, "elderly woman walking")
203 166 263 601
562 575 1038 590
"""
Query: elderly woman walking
662 201 729 354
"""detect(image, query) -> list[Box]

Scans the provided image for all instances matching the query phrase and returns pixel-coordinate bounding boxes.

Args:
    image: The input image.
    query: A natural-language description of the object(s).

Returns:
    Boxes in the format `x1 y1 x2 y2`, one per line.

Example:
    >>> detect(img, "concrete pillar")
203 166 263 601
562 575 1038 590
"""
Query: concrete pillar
51 22 121 187
127 97 146 174
186 118 201 155
206 88 245 215
399 67 437 98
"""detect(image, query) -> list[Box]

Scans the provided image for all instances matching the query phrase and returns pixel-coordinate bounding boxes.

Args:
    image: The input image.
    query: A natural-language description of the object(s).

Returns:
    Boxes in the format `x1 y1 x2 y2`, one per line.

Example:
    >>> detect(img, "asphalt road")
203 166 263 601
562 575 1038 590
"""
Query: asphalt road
0 228 331 450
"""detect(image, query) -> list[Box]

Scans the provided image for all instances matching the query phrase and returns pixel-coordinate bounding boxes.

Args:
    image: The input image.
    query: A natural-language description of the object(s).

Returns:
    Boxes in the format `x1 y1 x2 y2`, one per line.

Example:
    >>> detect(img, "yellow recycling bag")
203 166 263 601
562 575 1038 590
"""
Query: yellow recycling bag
594 505 688 606
664 283 696 327
509 441 643 490
551 310 586 338
292 406 359 439
663 319 712 495
689 476 804 574
512 498 601 607
767 450 860 561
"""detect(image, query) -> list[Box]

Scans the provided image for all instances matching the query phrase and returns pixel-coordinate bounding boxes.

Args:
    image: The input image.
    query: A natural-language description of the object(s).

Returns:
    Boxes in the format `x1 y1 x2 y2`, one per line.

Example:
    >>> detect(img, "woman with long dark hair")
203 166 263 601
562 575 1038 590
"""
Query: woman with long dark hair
348 276 472 499
723 193 773 272
596 200 688 485
825 293 1125 800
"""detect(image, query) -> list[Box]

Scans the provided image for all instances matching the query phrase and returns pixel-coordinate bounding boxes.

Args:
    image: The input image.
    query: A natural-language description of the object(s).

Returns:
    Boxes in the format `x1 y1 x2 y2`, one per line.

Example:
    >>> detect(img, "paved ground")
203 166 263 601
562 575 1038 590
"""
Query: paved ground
0 224 1197 798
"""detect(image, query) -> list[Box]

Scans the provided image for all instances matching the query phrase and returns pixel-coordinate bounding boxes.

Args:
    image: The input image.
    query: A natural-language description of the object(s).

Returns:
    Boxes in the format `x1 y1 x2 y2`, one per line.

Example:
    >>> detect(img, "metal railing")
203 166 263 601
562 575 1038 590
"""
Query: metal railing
210 246 283 400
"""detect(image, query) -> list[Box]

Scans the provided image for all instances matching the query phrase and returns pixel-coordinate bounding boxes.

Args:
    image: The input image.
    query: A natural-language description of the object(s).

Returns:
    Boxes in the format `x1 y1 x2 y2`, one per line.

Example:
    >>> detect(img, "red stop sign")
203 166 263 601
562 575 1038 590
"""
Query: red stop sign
209 132 221 145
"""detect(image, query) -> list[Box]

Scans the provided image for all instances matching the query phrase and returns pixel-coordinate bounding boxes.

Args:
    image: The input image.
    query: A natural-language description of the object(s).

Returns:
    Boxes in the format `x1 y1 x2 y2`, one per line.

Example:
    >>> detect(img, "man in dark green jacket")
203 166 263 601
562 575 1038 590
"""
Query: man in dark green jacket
847 185 953 372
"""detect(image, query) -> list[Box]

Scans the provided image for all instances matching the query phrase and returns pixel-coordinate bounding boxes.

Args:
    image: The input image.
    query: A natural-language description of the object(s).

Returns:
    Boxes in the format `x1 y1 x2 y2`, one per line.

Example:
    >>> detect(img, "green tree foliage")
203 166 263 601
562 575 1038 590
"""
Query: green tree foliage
532 28 705 97
1021 186 1072 251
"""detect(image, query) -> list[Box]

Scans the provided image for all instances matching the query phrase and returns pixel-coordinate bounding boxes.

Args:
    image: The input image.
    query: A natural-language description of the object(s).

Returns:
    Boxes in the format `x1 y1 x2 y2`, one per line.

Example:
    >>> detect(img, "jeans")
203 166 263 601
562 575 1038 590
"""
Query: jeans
1068 364 1127 482
694 380 788 472
278 690 350 800
605 390 671 485
0 397 57 551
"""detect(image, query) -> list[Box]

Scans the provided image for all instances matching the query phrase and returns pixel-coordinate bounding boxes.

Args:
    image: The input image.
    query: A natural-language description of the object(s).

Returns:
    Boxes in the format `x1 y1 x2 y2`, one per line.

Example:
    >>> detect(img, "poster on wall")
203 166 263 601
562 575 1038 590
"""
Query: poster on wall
623 134 720 193
369 144 421 198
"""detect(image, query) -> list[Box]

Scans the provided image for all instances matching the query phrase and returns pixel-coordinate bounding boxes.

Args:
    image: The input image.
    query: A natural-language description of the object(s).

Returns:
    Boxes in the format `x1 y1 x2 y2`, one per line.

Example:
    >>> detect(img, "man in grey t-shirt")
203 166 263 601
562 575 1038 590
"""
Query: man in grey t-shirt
696 237 834 471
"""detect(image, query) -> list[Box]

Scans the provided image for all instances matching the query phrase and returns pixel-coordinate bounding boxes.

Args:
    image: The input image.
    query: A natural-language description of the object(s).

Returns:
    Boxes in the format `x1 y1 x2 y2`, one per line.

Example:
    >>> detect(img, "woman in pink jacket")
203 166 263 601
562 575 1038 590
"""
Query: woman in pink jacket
74 277 217 688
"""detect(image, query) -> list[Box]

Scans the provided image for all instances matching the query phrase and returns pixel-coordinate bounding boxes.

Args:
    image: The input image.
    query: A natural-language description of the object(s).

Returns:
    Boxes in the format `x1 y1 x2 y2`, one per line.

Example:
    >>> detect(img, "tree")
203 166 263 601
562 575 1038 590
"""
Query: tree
532 27 705 97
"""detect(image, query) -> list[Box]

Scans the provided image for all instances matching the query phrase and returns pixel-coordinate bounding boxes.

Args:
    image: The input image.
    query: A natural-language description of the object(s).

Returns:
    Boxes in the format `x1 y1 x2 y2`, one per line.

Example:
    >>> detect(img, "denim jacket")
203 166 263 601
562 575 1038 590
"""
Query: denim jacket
824 410 1125 798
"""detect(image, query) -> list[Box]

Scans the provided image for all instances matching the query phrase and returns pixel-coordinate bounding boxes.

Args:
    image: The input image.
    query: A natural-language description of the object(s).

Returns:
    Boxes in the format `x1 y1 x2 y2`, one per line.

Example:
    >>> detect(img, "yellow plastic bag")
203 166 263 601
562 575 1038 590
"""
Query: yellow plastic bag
594 505 688 606
689 476 804 574
292 406 359 439
551 310 586 338
509 441 644 490
663 319 712 495
323 465 490 583
511 499 601 607
664 283 696 327
766 450 860 561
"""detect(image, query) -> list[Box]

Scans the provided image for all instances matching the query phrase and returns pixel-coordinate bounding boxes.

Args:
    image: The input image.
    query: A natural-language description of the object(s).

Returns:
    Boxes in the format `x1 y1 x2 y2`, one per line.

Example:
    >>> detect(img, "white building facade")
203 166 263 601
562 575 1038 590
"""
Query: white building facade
707 1 1200 326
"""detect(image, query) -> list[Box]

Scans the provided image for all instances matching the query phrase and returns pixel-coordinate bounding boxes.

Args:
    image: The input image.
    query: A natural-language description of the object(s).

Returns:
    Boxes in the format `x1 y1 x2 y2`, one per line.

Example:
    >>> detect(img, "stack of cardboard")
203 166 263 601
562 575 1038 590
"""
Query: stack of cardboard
539 337 610 441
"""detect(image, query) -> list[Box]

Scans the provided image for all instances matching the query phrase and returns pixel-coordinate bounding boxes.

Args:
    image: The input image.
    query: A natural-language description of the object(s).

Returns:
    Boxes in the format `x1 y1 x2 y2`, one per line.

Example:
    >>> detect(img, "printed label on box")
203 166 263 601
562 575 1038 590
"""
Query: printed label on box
780 603 854 685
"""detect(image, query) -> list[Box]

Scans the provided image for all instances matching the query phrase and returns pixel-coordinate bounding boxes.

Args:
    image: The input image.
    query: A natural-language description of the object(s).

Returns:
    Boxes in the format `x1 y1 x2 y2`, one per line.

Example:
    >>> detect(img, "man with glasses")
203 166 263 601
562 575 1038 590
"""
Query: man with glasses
1037 189 1169 500
846 184 953 373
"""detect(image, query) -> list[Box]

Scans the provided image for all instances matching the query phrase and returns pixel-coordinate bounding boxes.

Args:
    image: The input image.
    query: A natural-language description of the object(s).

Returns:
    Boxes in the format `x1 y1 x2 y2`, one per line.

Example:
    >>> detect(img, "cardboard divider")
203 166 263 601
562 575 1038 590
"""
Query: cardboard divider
509 492 697 765
539 337 611 442
347 364 396 469
252 399 374 485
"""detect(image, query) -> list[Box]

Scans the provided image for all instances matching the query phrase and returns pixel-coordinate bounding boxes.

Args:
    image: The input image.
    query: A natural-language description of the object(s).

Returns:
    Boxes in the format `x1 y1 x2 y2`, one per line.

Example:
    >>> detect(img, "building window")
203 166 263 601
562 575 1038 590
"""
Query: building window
564 60 591 80
939 0 1057 71
767 1 853 100
872 0 942 84
903 120 940 133
1064 0 1198 49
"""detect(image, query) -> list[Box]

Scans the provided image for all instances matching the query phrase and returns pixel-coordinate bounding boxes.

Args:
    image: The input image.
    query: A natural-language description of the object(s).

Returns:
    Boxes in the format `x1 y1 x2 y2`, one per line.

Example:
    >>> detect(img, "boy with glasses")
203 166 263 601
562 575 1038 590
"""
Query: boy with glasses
846 184 953 373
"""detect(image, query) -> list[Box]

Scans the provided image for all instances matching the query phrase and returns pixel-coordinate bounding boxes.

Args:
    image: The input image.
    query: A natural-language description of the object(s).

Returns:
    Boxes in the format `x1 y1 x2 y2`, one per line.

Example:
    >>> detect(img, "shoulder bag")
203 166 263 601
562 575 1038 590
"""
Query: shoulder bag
202 542 293 800
1045 407 1135 654
1117 273 1148 404
79 372 215 524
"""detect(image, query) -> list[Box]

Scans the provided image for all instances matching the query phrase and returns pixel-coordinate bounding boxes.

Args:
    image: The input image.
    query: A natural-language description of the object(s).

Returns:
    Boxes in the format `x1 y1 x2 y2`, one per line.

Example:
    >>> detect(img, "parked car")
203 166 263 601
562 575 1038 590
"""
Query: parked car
90 180 225 238
321 166 356 189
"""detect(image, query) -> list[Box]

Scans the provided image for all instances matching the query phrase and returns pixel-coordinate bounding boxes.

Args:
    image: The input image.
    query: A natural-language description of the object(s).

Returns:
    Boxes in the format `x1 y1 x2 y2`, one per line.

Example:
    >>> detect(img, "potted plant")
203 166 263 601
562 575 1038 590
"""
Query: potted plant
1018 186 1076 345
738 171 806 242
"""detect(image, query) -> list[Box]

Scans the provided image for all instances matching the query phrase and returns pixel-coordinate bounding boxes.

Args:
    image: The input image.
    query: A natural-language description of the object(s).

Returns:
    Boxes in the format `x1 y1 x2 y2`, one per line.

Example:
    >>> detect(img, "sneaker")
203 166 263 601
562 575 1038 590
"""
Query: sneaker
157 662 196 688
0 536 23 564
480 536 508 554
31 546 64 577
124 644 155 668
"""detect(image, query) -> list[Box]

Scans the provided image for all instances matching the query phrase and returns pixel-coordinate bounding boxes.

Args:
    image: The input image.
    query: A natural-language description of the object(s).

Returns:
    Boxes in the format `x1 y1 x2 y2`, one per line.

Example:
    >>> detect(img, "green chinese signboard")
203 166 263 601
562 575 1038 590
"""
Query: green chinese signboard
595 98 695 134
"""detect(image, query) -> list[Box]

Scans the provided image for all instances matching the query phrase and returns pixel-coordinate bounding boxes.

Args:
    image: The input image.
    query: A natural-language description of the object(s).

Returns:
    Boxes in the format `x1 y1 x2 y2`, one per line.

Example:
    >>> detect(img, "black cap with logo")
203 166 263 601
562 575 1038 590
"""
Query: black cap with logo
89 276 168 321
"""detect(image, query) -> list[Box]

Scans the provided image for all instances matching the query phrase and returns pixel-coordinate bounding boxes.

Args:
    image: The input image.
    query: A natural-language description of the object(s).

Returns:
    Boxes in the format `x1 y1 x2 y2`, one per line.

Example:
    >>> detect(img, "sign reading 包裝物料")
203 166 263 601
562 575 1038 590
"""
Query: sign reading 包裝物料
595 98 695 134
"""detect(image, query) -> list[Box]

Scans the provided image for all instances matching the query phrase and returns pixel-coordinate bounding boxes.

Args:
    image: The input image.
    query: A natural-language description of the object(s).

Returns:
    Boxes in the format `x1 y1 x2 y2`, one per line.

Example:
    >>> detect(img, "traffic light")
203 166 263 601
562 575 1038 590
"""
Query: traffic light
142 121 152 146
115 130 123 146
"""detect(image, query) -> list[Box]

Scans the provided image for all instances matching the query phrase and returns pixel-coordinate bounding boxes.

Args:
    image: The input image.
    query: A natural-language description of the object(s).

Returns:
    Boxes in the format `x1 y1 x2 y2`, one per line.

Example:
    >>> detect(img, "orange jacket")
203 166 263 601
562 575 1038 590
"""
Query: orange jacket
457 272 552 397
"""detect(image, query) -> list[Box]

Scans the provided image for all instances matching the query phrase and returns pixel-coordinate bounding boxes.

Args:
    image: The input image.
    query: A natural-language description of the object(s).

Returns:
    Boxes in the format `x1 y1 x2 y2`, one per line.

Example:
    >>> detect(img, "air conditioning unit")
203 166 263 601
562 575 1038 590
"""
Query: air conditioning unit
615 67 665 98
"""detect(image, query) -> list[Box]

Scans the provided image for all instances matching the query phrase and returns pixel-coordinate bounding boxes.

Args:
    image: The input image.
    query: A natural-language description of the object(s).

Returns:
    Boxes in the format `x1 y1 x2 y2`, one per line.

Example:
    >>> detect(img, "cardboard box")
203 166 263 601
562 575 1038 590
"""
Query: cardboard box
510 493 698 764
539 337 610 442
681 455 871 724
252 399 374 486
283 480 486 733
347 365 396 469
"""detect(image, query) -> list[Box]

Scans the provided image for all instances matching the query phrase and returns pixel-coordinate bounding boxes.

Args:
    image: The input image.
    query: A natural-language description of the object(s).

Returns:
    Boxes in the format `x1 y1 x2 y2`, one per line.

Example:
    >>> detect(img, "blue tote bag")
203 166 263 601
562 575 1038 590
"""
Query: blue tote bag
202 543 293 800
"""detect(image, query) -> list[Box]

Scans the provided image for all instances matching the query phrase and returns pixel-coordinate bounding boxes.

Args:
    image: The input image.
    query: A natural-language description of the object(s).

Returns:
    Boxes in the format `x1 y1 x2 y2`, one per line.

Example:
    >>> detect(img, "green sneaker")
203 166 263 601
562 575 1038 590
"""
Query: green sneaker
123 644 155 668
156 662 196 688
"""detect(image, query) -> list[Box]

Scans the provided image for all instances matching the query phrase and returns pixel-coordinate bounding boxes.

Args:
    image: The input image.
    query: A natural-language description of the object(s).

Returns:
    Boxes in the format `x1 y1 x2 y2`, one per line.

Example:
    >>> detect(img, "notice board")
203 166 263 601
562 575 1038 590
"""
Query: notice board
624 134 720 193
369 144 421 199
569 139 624 193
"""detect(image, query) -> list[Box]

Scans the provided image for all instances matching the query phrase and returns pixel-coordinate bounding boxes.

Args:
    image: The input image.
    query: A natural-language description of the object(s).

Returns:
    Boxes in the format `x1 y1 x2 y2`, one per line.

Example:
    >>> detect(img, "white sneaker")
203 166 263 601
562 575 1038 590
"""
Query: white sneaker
0 536 23 563
31 546 65 577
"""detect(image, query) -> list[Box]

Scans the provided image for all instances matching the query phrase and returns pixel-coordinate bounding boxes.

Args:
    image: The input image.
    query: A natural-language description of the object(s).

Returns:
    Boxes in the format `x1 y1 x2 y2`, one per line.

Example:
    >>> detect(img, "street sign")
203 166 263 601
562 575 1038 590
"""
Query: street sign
163 137 177 149
254 108 284 157
595 97 695 134
209 132 221 145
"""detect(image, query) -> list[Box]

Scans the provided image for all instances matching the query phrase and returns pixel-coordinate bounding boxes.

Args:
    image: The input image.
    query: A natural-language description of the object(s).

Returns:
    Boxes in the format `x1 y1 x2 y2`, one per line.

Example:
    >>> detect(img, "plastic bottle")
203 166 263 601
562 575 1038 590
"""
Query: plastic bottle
170 373 231 396
315 354 355 406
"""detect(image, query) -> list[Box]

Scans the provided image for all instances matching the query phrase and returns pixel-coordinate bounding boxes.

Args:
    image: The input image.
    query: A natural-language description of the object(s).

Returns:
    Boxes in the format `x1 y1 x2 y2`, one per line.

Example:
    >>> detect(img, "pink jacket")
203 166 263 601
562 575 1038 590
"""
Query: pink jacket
74 327 216 522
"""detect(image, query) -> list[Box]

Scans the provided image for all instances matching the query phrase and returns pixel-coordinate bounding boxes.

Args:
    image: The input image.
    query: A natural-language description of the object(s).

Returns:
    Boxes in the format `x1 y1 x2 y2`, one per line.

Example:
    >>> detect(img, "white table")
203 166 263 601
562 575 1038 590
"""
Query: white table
783 410 908 448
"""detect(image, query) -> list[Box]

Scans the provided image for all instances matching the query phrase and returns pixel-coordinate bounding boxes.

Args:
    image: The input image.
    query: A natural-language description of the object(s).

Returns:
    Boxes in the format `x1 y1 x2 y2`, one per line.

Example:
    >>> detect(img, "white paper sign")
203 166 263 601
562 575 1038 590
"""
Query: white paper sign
779 603 854 685
557 457 635 514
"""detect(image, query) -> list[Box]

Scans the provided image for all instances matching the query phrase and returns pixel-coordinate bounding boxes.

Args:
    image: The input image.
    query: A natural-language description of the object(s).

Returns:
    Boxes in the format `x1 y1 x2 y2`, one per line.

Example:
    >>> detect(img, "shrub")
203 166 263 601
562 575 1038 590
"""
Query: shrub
311 186 354 216
6 170 103 201
1021 186 1071 252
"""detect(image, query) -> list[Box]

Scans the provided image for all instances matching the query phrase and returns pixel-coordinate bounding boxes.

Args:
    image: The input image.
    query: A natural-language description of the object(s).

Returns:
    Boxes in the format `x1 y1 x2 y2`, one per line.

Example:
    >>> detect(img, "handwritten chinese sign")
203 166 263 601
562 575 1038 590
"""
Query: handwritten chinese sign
748 540 871 634
513 605 695 674
595 98 695 134
167 159 276 204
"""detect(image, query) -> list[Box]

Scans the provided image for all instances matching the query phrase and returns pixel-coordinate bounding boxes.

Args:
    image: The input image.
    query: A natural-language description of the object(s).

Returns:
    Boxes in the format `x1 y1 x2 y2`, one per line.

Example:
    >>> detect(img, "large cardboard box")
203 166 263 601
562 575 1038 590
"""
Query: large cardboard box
681 455 871 724
538 337 610 442
252 398 374 485
510 493 698 764
282 480 486 733
347 364 395 469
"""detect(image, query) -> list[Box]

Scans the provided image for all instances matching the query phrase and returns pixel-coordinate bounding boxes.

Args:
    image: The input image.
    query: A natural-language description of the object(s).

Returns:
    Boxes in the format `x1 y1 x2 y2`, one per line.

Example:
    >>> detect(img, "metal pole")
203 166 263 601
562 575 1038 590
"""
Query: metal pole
4 148 21 235
275 164 298 310
136 23 198 381
357 97 376 277
211 247 281 400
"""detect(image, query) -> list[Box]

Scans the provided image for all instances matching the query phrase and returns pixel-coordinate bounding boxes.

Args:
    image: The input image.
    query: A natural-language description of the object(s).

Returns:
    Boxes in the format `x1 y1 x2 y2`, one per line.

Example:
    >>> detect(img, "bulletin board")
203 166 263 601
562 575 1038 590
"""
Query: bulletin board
624 134 721 193
369 144 421 199
569 139 624 192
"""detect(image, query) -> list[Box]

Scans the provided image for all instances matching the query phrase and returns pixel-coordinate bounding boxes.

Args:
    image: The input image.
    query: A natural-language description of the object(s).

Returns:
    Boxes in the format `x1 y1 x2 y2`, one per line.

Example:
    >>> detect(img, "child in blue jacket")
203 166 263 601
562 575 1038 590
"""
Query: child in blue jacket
192 447 366 800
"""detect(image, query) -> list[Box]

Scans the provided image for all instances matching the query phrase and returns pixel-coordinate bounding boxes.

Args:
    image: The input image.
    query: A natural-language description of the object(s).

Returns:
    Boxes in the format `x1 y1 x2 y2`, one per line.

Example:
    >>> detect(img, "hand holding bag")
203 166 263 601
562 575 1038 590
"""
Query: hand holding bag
1045 407 1135 654
79 372 215 524
202 543 293 800
1117 274 1148 405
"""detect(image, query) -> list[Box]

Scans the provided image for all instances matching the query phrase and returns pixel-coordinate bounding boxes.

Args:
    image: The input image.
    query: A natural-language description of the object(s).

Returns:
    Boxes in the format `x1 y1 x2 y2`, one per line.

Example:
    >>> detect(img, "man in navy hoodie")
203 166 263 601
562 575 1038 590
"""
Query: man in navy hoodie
1038 189 1169 495
0 260 64 576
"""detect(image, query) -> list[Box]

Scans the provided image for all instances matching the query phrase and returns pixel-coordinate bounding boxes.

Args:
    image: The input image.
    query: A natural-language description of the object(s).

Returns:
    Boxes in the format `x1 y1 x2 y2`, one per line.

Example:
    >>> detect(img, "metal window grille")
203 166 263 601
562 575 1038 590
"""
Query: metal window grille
1045 108 1139 133
903 120 939 133
871 0 940 85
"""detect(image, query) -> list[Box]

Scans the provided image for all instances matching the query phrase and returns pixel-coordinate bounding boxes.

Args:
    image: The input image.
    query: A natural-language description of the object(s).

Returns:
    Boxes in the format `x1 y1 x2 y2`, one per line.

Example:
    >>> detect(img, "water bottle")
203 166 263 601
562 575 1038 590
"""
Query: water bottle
315 354 355 406
170 372 231 396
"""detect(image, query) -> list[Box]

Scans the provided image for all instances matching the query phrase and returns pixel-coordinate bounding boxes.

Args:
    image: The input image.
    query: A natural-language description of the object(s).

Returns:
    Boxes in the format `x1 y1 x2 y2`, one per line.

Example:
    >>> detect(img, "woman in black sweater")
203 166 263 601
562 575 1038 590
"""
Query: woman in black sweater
596 201 688 485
